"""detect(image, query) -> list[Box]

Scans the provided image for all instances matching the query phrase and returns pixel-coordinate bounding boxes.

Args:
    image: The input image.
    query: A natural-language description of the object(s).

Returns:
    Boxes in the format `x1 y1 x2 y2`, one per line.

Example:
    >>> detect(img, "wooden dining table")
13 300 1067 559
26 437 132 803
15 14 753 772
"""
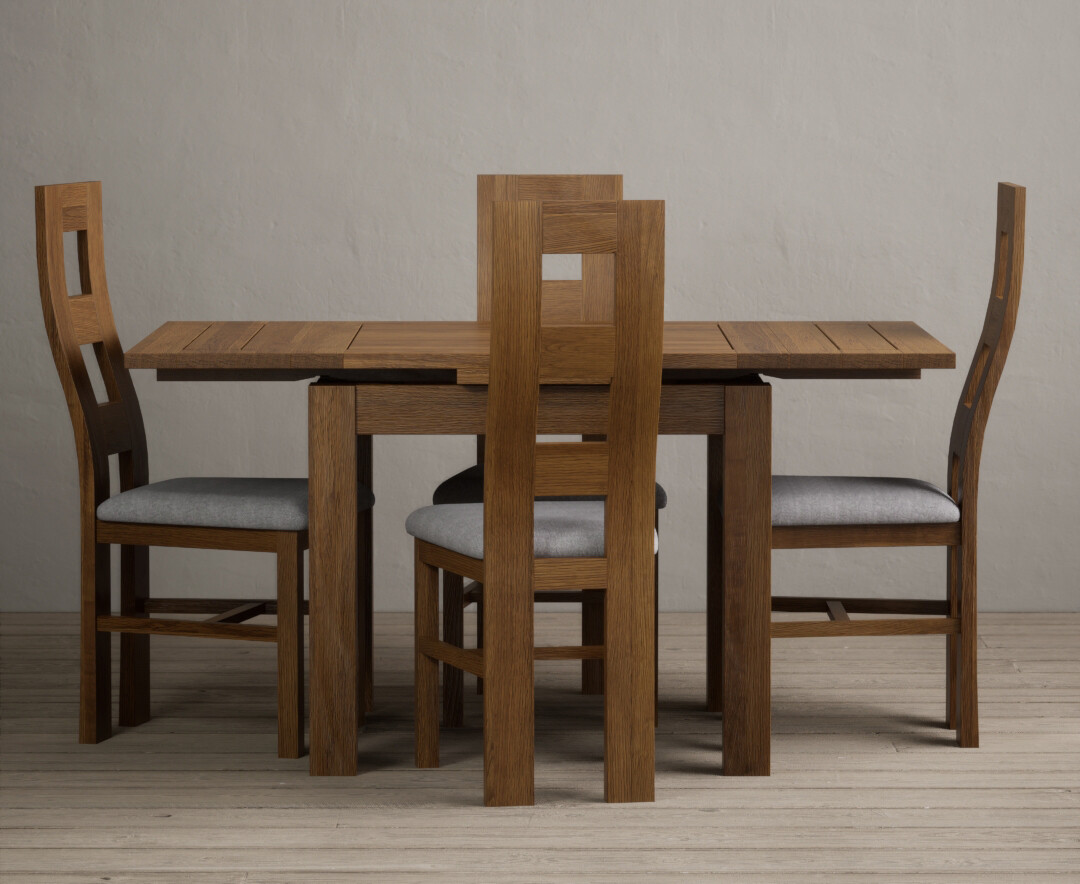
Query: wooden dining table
126 318 954 800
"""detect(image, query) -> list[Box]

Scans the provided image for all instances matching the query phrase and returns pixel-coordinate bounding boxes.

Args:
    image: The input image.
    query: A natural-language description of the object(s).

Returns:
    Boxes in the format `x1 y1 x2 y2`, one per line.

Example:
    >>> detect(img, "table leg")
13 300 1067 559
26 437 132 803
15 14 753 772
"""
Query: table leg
309 383 360 776
721 382 772 776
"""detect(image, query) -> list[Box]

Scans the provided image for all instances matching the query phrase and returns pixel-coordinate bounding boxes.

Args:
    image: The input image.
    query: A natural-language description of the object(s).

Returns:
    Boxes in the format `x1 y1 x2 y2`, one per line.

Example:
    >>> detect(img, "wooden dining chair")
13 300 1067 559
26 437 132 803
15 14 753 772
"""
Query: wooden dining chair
407 198 665 804
716 183 1024 747
432 174 667 720
35 181 375 758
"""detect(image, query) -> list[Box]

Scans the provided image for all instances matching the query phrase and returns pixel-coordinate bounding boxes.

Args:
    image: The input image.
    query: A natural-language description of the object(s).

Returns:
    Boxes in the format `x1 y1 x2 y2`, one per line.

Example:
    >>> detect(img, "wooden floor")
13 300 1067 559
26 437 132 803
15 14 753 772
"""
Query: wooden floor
1 612 1078 882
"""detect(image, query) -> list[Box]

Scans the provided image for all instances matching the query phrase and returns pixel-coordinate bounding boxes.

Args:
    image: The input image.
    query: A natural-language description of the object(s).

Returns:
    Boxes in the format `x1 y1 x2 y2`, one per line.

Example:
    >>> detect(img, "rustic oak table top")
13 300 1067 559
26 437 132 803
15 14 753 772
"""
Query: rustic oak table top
125 319 955 376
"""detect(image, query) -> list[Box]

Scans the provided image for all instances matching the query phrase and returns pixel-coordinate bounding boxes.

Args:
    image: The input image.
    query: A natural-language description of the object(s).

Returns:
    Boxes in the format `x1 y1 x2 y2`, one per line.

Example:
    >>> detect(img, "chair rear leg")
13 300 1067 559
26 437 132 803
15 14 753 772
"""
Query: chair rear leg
358 486 374 719
442 571 465 727
80 534 112 744
119 544 150 727
946 545 959 730
581 596 604 694
475 590 484 695
415 541 440 767
654 511 660 725
957 541 979 747
276 533 305 758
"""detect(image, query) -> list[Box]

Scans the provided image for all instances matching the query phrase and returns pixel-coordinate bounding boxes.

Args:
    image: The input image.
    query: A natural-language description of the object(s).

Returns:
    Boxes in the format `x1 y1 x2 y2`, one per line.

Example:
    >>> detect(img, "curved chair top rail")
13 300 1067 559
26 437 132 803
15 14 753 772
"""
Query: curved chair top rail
36 181 148 507
948 182 1025 507
477 175 623 323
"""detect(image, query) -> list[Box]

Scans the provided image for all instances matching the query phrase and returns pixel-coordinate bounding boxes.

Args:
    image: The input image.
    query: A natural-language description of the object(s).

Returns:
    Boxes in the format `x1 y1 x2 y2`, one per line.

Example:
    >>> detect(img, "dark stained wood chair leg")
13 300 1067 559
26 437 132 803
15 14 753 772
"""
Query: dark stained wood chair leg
654 512 660 725
358 434 374 720
442 571 465 727
277 533 305 758
581 597 604 694
81 534 112 744
957 541 979 747
475 592 484 695
946 545 959 730
415 542 441 768
706 433 724 715
118 544 150 727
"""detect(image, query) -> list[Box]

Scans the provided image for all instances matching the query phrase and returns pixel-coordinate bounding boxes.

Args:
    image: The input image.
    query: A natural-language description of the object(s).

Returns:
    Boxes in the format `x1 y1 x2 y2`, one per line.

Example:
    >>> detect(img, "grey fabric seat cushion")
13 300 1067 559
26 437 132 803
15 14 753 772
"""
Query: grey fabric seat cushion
406 501 659 560
766 476 960 527
432 463 668 509
97 477 375 532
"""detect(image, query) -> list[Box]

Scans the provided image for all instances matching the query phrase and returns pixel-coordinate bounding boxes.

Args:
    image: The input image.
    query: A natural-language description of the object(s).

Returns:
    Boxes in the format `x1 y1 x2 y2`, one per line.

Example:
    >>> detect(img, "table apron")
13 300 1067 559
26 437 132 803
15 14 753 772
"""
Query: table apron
350 383 725 435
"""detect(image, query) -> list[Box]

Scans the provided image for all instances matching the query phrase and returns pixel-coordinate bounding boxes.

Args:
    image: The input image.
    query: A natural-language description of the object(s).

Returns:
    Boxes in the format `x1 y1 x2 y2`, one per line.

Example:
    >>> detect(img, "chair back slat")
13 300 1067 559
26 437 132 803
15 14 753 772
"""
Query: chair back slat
542 203 619 254
68 294 106 345
540 280 585 323
539 324 616 384
36 181 149 515
534 441 609 496
947 183 1025 506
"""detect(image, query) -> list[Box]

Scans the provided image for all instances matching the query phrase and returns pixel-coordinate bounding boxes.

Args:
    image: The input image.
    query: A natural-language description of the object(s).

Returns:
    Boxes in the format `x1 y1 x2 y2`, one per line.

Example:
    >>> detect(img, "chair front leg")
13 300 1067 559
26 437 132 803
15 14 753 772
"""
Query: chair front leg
415 541 441 767
276 533 305 758
119 544 150 727
442 571 465 727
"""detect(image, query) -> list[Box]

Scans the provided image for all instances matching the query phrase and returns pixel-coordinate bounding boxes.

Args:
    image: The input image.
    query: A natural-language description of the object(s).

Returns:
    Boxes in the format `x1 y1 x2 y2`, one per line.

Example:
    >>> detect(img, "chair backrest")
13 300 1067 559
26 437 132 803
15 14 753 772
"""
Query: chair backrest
475 175 624 463
477 175 623 323
36 181 149 520
482 196 664 637
947 183 1025 510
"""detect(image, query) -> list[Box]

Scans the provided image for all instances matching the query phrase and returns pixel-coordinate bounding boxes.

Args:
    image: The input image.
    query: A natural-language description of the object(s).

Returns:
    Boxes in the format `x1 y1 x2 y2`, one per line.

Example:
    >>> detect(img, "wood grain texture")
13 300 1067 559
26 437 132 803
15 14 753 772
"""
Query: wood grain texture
307 384 359 776
772 618 960 638
118 543 149 728
720 382 772 777
481 199 542 806
534 441 608 496
353 382 725 435
541 207 618 254
95 616 278 642
772 522 961 549
603 200 665 803
128 319 953 375
441 571 465 728
276 534 304 759
414 541 441 768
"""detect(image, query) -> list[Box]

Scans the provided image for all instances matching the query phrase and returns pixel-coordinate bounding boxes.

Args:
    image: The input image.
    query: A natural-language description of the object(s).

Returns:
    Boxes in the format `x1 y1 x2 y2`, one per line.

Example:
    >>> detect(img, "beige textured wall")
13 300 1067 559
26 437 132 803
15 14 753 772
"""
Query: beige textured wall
2 0 1078 612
